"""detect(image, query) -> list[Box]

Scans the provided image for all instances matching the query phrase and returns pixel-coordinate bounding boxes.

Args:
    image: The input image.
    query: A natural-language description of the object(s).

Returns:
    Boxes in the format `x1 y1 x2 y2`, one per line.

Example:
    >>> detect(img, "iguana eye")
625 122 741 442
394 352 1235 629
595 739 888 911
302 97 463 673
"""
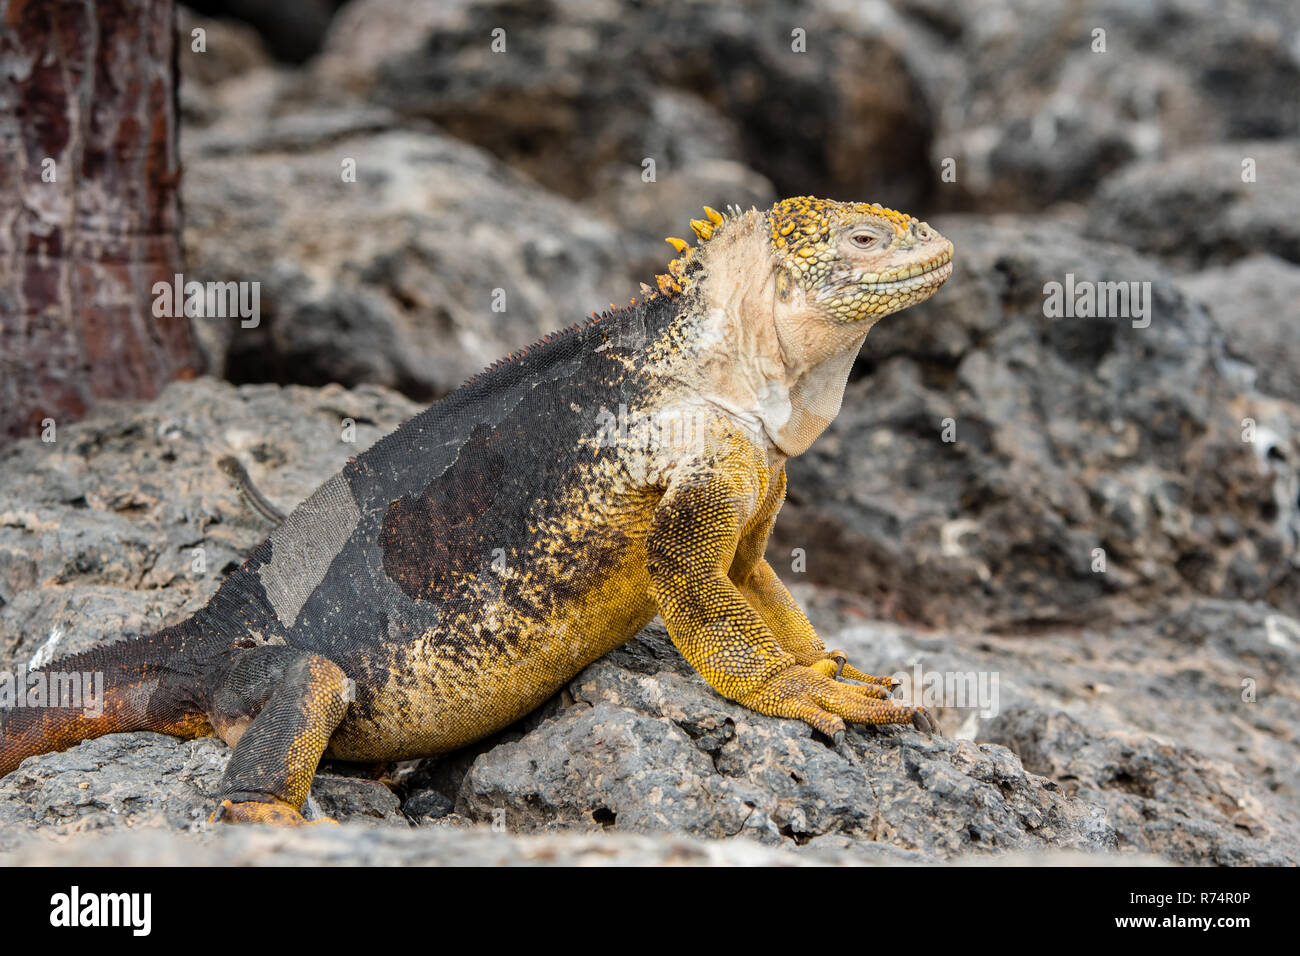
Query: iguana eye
850 232 877 248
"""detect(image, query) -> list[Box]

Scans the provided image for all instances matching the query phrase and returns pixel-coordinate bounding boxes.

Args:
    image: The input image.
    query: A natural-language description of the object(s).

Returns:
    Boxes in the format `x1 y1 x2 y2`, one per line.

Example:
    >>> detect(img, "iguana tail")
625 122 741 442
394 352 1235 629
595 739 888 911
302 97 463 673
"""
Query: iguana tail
0 625 211 777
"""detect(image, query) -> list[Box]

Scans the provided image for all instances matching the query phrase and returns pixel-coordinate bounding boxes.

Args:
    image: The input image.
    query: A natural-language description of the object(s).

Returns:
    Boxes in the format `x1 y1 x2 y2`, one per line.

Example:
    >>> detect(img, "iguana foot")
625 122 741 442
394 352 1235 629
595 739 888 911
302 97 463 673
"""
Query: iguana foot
808 650 900 691
742 664 937 739
809 652 939 733
209 798 338 826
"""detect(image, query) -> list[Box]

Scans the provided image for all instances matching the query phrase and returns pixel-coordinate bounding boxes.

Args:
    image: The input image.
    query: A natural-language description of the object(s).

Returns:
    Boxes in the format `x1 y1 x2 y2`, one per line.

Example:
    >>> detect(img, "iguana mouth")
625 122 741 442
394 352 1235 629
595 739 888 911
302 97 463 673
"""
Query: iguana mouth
862 247 953 288
827 248 954 300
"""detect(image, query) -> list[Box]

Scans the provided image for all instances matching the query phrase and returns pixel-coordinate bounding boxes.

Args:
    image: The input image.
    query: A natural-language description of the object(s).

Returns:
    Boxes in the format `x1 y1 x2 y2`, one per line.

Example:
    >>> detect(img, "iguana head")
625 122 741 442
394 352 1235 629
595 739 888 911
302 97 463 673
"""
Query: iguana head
657 196 952 327
654 197 953 456
764 196 953 323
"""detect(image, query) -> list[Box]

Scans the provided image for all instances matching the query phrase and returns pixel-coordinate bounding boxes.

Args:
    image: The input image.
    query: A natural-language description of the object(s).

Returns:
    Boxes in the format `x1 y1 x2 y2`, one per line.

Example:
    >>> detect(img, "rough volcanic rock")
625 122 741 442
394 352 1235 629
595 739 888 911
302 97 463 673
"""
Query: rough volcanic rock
584 89 779 250
793 590 1300 865
901 0 1300 210
1175 255 1300 404
450 624 1113 860
313 0 935 213
182 119 640 397
1086 141 1300 271
985 706 1288 866
194 0 1300 223
0 732 403 845
0 378 420 667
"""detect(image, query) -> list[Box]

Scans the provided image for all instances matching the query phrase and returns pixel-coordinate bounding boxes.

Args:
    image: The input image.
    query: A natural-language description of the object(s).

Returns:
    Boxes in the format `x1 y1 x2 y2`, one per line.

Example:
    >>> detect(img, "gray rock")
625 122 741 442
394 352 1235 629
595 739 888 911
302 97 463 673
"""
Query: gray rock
0 821 1168 866
314 0 934 211
906 0 1300 209
795 589 1300 865
0 733 229 843
1176 254 1300 402
206 0 1300 223
985 705 1292 865
452 625 1113 860
586 90 778 258
308 772 406 826
182 122 641 398
0 729 403 846
1086 141 1300 270
0 824 830 866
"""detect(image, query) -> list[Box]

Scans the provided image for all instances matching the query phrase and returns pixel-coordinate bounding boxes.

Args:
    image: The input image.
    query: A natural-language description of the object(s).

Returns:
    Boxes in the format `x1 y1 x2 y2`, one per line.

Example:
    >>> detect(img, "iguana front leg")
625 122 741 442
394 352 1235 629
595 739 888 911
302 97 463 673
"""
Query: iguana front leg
646 440 932 739
729 467 903 694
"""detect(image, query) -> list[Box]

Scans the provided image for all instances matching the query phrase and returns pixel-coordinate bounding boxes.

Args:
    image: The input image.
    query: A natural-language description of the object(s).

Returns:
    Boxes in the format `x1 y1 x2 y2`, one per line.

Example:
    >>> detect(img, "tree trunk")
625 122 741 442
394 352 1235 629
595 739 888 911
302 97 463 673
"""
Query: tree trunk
0 0 201 445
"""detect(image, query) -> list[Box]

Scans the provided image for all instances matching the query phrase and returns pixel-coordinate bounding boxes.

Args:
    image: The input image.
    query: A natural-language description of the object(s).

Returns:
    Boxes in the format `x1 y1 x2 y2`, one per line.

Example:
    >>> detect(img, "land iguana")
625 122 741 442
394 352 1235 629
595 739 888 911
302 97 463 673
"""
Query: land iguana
0 197 954 825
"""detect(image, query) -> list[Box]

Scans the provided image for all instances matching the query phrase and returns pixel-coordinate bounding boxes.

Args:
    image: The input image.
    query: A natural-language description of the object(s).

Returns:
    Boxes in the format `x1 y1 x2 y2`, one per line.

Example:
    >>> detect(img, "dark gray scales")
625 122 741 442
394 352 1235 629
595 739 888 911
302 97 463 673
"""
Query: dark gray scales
205 293 680 668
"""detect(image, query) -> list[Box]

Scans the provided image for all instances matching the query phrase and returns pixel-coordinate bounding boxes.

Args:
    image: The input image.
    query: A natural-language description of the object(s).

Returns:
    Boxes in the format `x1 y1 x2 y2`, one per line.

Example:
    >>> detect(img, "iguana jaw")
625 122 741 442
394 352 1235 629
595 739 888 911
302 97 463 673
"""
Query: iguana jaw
818 247 953 317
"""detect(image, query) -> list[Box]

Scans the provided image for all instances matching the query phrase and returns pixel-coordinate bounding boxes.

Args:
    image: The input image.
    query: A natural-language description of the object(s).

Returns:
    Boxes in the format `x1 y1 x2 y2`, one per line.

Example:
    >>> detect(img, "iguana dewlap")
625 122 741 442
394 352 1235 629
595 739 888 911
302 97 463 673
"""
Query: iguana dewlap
0 198 954 825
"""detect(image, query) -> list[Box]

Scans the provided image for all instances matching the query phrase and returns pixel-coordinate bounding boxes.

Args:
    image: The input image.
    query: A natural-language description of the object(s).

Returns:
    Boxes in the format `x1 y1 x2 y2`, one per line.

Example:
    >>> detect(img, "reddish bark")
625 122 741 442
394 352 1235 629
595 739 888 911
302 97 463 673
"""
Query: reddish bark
0 0 201 444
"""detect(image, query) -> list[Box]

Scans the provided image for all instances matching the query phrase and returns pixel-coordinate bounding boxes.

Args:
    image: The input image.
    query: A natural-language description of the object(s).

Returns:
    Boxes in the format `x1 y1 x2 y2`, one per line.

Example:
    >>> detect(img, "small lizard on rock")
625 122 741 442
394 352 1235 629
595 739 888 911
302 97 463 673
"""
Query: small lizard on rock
0 198 954 825
217 455 287 525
